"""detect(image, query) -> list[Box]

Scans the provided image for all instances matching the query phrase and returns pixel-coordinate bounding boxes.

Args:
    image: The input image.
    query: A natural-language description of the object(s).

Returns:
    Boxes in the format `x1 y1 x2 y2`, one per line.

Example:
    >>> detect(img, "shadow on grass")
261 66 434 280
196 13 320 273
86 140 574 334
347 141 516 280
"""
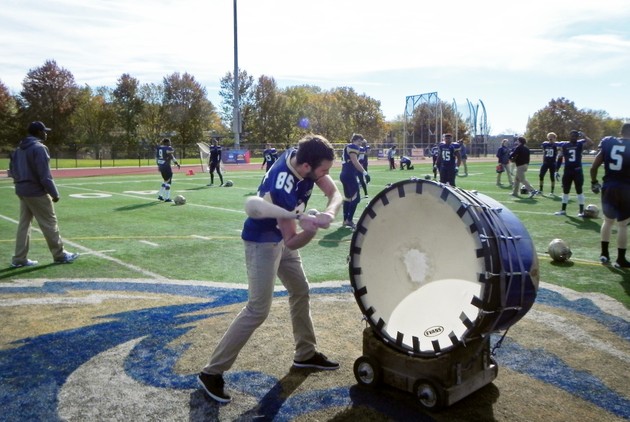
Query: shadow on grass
319 227 353 248
0 263 57 280
565 216 601 233
604 264 630 297
549 260 575 268
114 201 162 212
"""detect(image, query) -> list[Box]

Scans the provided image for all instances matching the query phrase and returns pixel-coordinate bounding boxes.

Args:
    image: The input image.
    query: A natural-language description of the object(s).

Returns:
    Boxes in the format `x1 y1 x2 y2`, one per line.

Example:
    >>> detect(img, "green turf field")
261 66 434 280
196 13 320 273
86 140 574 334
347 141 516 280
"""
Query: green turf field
1 160 628 309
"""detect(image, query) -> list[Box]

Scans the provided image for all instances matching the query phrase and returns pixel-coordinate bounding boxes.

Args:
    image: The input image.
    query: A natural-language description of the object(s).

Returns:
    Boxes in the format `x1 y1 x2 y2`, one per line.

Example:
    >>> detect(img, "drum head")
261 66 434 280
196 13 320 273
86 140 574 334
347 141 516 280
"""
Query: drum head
349 179 538 357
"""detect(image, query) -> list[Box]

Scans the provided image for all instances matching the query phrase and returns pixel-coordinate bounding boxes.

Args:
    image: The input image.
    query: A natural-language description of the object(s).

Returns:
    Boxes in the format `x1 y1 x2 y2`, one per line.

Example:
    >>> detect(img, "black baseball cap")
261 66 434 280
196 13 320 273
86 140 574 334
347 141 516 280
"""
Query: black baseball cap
28 121 52 133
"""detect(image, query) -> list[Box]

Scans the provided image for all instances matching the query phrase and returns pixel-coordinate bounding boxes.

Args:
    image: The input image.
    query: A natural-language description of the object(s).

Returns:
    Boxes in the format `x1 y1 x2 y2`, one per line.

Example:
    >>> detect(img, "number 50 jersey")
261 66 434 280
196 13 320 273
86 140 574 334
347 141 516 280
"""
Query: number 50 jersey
242 148 314 243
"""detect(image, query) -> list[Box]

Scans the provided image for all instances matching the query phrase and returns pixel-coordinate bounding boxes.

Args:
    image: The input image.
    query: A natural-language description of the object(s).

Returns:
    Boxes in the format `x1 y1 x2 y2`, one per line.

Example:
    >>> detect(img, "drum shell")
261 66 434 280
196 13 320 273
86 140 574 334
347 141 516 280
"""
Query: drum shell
349 179 538 357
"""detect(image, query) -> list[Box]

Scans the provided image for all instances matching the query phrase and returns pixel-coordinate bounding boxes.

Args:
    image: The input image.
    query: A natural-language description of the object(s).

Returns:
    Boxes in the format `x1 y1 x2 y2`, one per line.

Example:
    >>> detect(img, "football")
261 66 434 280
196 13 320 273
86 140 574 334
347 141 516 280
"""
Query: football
583 204 599 218
548 238 572 262
224 180 234 187
424 174 432 180
174 195 186 205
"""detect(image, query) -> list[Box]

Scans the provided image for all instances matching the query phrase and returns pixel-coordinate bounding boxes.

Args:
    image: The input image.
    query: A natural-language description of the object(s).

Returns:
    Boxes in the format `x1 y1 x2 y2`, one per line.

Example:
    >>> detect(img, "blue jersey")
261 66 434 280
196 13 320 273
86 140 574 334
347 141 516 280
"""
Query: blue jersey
559 140 587 171
156 145 175 168
263 148 278 166
241 148 314 243
358 145 370 167
541 141 559 164
600 136 630 188
209 145 221 164
400 156 412 165
437 142 460 169
341 143 361 176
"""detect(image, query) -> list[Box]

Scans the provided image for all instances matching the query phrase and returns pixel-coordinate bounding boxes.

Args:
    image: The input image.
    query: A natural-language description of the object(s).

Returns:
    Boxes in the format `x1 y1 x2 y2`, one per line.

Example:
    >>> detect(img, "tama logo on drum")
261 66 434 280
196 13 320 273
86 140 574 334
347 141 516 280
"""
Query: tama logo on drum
423 326 444 337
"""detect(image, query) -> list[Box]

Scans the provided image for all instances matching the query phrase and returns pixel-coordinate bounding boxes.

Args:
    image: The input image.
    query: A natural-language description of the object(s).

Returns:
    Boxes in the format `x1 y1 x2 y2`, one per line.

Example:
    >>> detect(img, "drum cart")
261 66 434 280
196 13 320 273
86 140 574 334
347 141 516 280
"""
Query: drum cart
353 327 498 410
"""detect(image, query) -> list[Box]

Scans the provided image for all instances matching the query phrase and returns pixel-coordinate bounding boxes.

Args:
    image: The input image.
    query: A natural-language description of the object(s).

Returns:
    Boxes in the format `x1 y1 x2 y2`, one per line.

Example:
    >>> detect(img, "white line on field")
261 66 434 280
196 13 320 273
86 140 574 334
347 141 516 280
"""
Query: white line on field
139 240 159 247
191 235 211 240
0 213 166 280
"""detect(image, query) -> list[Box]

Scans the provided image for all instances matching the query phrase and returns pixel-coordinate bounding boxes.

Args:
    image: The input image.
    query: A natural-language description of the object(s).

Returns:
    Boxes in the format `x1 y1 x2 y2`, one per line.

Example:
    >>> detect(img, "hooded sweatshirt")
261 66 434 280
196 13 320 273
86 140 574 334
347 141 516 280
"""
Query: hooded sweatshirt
9 135 59 198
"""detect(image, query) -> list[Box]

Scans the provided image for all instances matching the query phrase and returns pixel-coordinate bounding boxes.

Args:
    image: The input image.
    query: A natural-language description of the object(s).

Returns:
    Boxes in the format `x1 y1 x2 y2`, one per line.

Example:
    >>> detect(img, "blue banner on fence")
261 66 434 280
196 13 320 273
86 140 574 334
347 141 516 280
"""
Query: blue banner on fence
222 149 250 164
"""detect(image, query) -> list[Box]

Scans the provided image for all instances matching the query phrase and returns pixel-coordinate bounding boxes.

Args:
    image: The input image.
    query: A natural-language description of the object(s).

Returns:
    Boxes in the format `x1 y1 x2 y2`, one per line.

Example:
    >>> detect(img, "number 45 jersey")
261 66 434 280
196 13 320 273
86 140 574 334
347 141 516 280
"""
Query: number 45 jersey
242 148 314 243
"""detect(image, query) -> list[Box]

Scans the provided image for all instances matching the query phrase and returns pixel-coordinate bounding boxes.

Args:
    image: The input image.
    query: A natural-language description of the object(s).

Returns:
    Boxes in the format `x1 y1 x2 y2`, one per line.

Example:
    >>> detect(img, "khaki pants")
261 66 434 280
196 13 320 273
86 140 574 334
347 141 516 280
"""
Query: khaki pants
13 195 65 264
203 240 317 374
513 164 535 195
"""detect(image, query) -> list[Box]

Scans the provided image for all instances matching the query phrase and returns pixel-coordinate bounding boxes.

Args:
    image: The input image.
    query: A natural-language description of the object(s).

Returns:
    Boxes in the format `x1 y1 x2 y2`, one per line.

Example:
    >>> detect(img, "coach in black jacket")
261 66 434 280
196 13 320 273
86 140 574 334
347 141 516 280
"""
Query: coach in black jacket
509 136 538 198
9 121 78 267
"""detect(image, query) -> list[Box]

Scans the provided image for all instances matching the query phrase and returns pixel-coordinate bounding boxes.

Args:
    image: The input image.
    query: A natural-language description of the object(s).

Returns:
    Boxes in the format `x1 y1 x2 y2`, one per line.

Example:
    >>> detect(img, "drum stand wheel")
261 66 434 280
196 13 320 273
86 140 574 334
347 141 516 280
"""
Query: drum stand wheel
353 327 498 410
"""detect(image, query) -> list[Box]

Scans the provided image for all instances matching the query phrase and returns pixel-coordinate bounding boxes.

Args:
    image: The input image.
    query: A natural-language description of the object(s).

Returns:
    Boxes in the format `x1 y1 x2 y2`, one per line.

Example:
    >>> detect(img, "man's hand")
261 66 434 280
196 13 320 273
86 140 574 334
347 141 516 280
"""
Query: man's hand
591 181 601 194
52 197 59 203
307 210 334 229
298 213 319 233
555 172 560 182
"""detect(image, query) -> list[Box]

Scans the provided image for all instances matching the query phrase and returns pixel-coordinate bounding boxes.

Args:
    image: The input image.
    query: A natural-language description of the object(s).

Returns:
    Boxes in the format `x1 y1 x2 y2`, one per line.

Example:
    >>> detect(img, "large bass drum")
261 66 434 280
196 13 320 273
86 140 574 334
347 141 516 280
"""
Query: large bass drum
349 179 539 357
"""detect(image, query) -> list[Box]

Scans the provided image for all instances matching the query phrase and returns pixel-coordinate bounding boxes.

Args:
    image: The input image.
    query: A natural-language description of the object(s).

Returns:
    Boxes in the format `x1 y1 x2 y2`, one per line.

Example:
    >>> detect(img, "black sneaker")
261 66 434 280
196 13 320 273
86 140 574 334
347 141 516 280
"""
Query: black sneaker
198 372 231 403
293 352 339 370
614 258 630 268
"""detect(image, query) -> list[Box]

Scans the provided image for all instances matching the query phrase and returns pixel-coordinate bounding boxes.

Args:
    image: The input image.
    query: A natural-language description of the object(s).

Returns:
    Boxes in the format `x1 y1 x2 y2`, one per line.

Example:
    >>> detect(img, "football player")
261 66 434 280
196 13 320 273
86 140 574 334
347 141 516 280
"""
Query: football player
590 123 630 267
436 133 461 186
358 139 370 198
399 155 414 170
340 133 370 230
156 138 180 202
207 138 224 186
554 130 594 216
539 132 561 195
261 142 278 172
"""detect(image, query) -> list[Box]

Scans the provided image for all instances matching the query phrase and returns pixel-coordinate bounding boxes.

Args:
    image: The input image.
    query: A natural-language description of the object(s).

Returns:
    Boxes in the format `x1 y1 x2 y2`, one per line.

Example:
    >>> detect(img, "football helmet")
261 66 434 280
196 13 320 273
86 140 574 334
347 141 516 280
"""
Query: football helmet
520 185 528 194
583 204 599 218
224 180 234 187
548 238 572 262
174 195 186 205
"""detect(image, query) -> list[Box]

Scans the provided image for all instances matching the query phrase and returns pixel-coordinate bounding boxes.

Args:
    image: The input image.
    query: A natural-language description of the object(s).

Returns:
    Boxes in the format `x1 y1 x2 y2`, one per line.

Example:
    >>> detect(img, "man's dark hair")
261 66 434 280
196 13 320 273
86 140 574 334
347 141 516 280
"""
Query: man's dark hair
621 123 630 137
296 134 335 169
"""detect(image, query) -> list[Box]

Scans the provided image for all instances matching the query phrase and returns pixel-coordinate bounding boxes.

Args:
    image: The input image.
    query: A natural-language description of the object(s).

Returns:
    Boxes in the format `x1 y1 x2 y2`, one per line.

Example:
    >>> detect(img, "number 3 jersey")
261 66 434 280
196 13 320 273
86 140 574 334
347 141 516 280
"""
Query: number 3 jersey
242 148 314 243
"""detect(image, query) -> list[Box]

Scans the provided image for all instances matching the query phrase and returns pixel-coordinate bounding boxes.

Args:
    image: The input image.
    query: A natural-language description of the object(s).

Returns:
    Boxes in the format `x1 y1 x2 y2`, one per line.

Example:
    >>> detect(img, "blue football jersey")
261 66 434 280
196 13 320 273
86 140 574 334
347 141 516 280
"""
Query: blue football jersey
242 148 314 243
156 145 174 167
559 140 587 170
541 141 559 164
437 143 460 169
341 143 361 176
600 136 630 188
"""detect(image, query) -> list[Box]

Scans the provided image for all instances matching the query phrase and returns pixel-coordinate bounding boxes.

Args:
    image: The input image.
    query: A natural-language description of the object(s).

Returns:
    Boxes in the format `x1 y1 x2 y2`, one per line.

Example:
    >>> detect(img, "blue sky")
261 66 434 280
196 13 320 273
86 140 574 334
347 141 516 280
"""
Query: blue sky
1 0 628 135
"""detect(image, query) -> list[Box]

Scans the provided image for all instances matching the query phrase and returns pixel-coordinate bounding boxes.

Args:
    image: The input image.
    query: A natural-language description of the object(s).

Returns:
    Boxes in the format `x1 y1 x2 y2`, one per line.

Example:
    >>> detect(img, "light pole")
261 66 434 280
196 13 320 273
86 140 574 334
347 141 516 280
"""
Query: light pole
233 0 241 148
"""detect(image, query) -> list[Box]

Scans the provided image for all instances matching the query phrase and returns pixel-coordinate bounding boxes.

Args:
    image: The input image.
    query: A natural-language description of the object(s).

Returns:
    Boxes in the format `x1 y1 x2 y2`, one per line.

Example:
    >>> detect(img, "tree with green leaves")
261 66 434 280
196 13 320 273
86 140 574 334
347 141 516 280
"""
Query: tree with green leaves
17 60 80 149
71 86 117 159
113 74 144 154
219 69 255 142
0 80 19 150
524 97 622 145
162 72 217 150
